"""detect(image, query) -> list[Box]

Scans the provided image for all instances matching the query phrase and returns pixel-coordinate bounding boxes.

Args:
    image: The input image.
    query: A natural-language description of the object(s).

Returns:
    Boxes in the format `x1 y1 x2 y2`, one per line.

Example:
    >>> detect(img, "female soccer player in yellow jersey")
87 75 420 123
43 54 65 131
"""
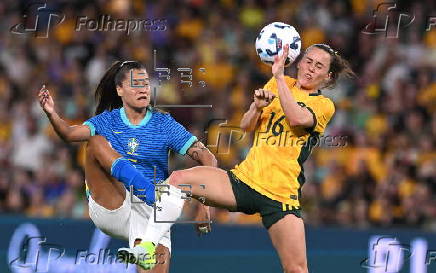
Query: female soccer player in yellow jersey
125 44 355 273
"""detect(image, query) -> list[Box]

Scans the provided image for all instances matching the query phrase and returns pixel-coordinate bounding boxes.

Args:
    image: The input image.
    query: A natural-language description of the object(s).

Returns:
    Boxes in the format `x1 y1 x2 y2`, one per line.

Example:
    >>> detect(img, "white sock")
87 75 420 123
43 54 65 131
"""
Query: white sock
142 184 185 245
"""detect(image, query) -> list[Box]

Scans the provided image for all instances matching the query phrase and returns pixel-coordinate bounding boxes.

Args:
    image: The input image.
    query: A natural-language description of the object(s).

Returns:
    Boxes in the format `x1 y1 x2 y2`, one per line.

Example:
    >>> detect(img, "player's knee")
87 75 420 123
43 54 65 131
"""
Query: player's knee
87 135 108 154
283 262 308 273
168 170 188 187
87 135 104 150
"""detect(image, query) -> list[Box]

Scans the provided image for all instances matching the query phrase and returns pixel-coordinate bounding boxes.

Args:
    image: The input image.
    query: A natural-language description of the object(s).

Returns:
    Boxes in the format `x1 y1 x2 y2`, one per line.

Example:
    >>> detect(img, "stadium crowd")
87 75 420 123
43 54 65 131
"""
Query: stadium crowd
0 0 434 230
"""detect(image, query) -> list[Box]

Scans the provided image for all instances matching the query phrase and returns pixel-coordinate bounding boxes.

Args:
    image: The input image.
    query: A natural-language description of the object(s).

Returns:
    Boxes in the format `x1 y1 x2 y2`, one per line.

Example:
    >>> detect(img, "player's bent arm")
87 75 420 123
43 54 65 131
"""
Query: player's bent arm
276 76 314 127
46 112 91 142
240 102 262 132
186 141 217 167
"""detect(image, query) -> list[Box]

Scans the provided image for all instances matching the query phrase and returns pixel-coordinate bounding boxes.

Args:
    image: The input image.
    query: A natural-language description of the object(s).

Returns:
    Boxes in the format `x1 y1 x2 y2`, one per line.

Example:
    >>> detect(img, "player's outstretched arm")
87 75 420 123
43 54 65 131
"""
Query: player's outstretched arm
37 85 91 142
240 89 275 132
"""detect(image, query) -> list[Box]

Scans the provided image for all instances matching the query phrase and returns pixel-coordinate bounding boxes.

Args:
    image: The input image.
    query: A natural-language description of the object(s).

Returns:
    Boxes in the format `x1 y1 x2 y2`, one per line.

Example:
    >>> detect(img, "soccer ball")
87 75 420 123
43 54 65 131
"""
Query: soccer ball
255 22 301 66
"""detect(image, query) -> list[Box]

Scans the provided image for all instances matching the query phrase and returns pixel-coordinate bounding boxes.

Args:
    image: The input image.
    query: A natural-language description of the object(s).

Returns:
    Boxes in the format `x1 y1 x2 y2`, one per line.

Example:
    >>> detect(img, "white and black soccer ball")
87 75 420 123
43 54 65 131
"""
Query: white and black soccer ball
255 22 301 66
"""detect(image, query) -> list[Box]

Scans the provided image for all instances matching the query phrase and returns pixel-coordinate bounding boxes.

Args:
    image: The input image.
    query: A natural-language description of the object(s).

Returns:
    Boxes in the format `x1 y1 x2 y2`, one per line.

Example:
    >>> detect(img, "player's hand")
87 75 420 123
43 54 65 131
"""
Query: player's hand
37 85 55 115
272 44 289 79
254 89 276 110
194 205 212 236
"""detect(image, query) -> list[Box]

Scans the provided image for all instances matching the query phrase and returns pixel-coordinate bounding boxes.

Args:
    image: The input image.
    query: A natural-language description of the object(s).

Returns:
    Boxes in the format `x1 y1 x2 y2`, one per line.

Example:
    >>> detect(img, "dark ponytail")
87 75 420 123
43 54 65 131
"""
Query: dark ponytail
94 60 146 115
306 44 356 89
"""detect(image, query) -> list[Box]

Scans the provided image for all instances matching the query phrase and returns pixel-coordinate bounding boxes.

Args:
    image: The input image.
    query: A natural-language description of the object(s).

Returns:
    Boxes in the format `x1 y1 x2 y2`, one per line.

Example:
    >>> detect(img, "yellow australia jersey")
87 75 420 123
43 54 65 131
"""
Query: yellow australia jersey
231 76 335 207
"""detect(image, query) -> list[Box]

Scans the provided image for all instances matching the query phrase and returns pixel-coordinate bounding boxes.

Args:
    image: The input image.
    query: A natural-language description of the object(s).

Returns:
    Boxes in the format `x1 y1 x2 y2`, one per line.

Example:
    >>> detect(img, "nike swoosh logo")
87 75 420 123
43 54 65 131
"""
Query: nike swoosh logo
113 131 123 134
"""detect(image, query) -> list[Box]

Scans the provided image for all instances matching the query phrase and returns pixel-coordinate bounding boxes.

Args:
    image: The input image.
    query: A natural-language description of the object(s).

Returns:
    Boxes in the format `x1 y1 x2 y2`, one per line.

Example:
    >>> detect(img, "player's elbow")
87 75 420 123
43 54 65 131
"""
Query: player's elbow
286 117 305 127
65 126 90 142
286 114 313 127
60 130 74 143
240 120 254 132
240 124 249 132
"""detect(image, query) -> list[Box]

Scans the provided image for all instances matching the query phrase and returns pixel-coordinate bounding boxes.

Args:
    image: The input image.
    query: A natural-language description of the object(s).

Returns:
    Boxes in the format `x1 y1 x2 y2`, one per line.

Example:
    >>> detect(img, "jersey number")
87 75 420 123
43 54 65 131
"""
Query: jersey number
265 112 286 136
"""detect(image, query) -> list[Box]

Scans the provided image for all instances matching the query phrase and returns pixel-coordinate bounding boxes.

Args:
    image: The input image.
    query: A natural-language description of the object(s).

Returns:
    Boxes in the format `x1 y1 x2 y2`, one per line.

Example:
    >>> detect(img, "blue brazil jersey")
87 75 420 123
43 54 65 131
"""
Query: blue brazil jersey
83 107 197 189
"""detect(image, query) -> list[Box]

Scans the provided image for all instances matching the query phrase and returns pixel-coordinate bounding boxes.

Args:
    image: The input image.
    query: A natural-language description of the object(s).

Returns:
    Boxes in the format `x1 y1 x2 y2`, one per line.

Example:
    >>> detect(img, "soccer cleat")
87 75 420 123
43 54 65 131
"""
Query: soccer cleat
117 241 156 270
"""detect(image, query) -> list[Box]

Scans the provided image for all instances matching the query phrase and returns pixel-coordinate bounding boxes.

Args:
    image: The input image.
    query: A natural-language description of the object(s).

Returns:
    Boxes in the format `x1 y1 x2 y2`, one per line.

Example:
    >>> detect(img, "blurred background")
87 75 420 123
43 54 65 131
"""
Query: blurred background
0 0 435 273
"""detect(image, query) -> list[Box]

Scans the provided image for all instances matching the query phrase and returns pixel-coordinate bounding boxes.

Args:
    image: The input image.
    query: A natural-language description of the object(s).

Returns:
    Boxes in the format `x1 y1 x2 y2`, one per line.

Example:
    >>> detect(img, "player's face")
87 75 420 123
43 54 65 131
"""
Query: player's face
117 69 151 110
297 47 331 90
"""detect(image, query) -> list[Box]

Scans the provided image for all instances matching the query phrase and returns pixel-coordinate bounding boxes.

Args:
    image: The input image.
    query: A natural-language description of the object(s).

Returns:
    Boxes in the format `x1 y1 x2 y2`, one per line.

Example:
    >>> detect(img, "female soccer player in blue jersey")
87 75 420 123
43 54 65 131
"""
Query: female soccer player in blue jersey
38 61 215 272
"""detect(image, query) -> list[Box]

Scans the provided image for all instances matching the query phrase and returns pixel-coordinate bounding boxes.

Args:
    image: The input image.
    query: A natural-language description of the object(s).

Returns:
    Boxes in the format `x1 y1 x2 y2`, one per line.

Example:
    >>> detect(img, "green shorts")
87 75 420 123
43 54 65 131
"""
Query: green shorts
227 171 302 229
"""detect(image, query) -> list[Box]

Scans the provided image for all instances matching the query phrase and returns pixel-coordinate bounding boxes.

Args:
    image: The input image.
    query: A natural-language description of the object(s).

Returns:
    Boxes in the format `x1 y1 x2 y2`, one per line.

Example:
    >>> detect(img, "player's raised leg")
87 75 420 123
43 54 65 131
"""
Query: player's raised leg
169 166 237 209
119 166 236 265
86 135 156 206
85 135 126 209
85 135 157 270
135 166 237 249
268 215 308 273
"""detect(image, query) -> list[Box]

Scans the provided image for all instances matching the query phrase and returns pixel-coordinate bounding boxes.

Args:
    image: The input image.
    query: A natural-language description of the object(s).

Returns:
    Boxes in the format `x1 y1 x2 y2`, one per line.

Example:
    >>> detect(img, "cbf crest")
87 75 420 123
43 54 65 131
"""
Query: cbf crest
127 138 139 155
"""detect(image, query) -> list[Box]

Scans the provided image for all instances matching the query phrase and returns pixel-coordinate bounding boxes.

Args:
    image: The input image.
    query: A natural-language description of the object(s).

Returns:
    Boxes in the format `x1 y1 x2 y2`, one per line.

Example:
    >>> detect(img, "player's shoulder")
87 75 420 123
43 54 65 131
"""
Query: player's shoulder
318 93 335 107
103 108 120 115
92 108 119 121
313 93 335 115
264 76 297 93
284 76 297 86
149 106 168 115
149 107 178 126
149 107 170 120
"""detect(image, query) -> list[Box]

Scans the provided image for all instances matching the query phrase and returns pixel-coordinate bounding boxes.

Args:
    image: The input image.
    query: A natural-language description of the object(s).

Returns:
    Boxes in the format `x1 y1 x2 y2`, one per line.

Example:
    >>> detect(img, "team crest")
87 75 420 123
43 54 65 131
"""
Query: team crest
127 138 139 155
